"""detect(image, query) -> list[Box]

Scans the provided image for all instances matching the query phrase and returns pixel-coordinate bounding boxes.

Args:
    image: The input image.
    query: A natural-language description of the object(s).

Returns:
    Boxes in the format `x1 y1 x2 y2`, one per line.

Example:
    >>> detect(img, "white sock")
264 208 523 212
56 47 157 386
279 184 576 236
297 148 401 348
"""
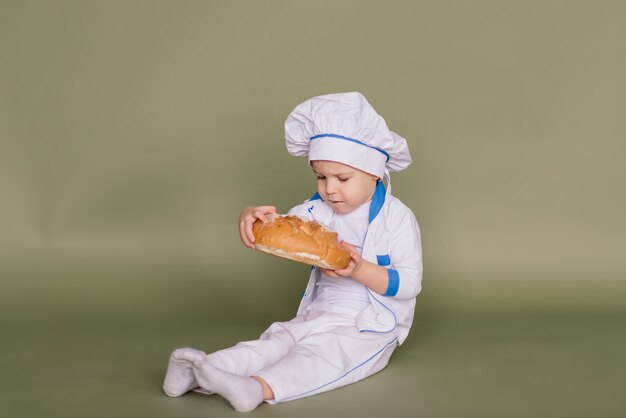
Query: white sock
163 347 207 397
192 360 264 412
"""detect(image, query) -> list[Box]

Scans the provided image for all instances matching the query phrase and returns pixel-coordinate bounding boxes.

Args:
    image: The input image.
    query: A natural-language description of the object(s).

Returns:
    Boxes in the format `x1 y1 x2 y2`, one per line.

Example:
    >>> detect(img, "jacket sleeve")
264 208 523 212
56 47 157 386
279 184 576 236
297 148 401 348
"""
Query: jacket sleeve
385 205 423 300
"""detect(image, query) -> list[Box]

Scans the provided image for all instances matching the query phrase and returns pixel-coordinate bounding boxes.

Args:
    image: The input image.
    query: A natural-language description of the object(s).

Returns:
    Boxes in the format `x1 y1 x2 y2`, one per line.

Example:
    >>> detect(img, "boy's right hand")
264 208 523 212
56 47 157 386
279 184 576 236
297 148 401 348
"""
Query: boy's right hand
238 205 277 248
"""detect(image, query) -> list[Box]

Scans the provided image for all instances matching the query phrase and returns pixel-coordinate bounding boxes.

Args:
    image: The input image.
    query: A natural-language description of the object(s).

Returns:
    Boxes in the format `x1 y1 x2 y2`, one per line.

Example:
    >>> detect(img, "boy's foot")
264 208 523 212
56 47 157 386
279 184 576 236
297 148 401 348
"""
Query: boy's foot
163 347 206 397
192 360 263 412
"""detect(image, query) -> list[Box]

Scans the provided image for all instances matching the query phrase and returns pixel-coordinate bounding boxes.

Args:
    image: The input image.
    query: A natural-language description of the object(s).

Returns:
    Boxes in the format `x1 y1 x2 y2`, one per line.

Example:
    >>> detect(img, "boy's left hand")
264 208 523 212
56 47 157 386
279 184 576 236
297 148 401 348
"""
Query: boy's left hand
322 241 363 278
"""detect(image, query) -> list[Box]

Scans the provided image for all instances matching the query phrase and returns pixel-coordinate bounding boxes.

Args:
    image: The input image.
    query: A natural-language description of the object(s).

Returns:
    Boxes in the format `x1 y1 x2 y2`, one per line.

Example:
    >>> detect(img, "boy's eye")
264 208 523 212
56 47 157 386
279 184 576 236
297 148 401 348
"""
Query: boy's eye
316 176 325 180
339 178 350 182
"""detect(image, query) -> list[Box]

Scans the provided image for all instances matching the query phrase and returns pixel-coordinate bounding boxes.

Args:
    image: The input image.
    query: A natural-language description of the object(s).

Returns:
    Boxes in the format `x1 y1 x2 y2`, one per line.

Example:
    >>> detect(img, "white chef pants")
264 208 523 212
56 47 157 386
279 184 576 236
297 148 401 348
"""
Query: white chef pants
205 308 398 403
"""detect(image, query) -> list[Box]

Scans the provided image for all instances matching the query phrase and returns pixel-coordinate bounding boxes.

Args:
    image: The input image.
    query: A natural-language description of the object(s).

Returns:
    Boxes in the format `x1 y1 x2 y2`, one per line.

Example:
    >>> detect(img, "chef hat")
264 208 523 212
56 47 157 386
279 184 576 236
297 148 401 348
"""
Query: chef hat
284 92 412 179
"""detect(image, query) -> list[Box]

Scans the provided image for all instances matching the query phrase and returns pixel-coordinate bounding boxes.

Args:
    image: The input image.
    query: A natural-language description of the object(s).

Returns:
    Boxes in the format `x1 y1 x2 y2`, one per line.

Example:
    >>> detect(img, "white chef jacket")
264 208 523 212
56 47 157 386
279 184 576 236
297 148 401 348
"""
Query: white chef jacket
288 181 423 345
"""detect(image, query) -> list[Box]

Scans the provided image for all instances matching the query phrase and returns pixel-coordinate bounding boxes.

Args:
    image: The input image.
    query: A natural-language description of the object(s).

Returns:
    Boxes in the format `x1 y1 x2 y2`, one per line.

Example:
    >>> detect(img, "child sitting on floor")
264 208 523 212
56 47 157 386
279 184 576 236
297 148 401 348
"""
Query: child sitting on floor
163 92 423 412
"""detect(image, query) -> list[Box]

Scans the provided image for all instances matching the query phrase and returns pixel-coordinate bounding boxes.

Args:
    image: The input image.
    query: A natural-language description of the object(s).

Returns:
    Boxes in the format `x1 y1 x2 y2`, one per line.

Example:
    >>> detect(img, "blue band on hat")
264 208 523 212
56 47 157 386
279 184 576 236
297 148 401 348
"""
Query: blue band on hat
310 134 390 162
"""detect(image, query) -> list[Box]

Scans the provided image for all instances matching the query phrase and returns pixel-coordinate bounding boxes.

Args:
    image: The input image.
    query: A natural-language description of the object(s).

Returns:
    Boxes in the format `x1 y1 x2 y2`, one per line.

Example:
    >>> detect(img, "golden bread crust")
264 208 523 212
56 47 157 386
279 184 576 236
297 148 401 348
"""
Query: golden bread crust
252 215 350 270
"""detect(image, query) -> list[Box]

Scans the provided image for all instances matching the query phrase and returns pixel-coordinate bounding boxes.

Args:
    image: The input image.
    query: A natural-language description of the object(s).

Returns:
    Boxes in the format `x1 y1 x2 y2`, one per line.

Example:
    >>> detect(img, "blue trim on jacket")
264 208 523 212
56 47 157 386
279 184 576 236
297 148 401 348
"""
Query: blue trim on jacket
385 269 400 296
308 181 385 224
309 192 322 201
368 181 386 223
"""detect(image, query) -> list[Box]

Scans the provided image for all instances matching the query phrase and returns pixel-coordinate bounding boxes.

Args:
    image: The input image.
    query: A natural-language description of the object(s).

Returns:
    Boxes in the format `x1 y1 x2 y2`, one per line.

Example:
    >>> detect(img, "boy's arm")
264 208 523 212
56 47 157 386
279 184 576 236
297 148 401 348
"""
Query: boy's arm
322 242 389 294
322 208 422 299
384 209 423 299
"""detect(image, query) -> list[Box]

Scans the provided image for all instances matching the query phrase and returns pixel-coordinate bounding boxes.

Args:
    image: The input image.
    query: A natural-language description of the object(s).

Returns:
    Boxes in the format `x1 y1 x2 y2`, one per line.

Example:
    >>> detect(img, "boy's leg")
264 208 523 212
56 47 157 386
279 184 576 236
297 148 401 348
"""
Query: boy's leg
254 311 398 404
251 375 275 400
188 311 342 411
202 314 311 376
163 315 306 401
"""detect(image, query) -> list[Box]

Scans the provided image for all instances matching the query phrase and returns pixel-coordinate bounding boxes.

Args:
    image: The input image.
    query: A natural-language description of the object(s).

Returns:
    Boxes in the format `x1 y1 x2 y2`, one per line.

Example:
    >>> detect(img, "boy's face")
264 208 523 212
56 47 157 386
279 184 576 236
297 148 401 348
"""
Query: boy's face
311 160 379 214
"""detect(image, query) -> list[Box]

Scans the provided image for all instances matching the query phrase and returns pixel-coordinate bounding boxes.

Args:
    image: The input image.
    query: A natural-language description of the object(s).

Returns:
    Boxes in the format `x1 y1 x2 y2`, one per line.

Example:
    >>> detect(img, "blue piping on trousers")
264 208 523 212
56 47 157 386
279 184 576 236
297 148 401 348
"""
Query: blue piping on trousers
280 336 398 402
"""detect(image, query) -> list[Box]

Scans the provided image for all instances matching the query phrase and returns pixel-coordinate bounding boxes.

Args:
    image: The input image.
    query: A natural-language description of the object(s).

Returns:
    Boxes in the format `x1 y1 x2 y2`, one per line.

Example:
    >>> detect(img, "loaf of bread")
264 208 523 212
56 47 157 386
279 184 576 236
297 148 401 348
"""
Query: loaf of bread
252 215 350 270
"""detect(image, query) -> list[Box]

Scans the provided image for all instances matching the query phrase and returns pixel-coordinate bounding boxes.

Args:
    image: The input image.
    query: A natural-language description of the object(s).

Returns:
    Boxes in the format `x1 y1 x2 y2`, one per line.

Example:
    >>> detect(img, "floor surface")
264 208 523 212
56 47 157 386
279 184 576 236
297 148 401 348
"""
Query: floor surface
3 307 623 418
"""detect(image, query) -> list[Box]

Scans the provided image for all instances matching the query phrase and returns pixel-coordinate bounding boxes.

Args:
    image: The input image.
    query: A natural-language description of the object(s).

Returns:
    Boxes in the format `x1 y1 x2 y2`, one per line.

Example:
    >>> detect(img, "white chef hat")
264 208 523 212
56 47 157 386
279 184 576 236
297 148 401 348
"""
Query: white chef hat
284 92 412 179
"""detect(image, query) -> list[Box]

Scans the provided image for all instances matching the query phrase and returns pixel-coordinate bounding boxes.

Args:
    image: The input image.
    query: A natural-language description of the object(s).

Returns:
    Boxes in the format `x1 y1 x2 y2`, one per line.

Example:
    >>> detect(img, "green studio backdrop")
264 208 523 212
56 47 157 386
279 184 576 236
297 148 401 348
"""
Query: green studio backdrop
1 1 624 418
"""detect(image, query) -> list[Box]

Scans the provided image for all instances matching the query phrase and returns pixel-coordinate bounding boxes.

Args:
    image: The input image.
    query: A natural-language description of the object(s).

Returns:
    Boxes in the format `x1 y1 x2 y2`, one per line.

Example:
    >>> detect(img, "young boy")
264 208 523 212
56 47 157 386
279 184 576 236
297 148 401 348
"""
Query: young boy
163 92 423 412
